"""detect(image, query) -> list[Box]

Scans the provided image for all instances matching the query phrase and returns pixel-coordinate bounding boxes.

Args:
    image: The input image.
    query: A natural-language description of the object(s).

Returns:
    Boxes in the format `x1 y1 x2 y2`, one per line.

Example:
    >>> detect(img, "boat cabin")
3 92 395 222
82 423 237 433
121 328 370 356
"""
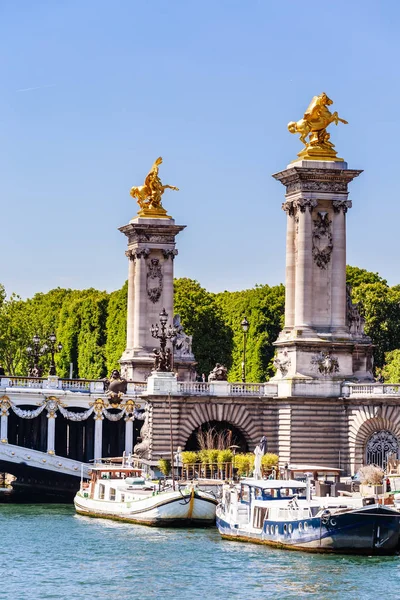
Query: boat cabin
81 466 155 503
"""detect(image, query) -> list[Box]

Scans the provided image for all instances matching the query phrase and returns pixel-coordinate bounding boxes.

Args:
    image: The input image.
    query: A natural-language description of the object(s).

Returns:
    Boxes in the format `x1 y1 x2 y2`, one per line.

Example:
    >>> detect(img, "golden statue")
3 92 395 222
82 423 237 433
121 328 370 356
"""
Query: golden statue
130 157 179 219
288 93 348 162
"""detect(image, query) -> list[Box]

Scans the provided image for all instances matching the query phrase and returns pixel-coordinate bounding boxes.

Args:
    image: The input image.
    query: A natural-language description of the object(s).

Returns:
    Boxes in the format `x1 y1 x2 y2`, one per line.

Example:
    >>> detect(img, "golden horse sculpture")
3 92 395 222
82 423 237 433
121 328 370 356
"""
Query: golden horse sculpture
288 93 348 162
130 157 179 219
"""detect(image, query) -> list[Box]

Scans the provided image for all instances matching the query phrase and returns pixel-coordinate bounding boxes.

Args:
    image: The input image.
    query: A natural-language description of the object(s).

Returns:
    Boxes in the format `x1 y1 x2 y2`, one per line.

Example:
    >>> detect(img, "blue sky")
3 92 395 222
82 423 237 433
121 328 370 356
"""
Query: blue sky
0 0 399 298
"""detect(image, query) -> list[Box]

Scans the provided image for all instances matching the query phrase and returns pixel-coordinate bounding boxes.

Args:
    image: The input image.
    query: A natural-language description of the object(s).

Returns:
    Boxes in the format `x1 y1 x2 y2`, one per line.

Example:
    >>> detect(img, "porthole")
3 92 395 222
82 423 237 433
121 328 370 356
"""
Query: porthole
266 524 270 534
283 524 288 534
304 521 309 531
275 525 279 535
288 524 293 534
298 522 303 532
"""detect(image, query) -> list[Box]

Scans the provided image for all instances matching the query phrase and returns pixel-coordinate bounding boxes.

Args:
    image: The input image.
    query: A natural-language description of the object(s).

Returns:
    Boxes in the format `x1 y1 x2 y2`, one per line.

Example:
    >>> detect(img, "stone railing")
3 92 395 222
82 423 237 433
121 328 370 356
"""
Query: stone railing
177 382 211 395
344 383 400 397
0 377 147 395
176 380 278 397
0 375 279 398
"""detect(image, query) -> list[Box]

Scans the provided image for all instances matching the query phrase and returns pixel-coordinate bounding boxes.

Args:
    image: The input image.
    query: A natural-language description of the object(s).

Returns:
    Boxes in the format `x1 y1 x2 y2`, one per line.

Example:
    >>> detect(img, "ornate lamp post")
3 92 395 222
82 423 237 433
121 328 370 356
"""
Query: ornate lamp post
241 316 249 383
26 333 62 377
47 332 63 376
150 308 176 372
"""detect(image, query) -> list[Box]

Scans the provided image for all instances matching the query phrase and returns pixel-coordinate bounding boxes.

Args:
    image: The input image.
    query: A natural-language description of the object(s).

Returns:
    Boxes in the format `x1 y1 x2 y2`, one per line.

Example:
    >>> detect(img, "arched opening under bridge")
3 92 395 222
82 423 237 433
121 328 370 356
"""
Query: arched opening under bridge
184 420 249 452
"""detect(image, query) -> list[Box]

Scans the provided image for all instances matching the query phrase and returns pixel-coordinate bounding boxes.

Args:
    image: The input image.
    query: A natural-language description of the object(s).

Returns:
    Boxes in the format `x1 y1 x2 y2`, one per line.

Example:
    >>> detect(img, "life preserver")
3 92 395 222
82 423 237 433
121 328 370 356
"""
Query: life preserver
329 518 337 527
321 510 331 525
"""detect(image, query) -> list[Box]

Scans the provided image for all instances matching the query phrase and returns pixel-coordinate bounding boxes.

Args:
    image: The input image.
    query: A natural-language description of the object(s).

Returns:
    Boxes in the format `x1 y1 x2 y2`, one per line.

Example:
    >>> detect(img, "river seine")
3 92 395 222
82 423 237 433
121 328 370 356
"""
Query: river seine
1 504 399 599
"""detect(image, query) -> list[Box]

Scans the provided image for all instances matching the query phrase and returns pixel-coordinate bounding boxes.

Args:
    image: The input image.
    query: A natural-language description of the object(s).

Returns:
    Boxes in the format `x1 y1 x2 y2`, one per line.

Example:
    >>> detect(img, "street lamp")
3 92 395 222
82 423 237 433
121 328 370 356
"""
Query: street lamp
241 316 249 383
26 333 46 377
150 308 177 372
26 332 63 377
48 332 63 376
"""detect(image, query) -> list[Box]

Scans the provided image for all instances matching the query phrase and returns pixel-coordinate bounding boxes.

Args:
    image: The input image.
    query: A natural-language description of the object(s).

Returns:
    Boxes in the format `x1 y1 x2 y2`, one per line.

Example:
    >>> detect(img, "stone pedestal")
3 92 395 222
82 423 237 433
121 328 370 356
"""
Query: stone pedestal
119 217 196 382
146 371 178 395
272 160 374 397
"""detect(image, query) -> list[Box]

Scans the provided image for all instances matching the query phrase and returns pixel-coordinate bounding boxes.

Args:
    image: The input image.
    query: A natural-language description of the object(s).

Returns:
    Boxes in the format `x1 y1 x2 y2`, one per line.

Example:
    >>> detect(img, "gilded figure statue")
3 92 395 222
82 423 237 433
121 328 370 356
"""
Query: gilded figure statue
288 93 348 161
130 157 179 219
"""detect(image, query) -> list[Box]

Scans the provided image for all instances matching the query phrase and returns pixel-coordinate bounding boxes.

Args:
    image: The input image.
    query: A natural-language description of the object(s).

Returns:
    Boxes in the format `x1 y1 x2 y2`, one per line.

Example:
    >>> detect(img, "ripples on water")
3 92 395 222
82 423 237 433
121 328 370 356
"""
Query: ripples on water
1 504 400 600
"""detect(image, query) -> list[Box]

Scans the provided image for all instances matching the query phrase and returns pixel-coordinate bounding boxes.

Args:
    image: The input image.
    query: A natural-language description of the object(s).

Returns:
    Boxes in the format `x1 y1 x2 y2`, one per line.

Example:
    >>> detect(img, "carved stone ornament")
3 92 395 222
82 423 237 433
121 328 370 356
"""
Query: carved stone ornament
346 285 366 337
293 198 318 213
125 248 150 260
147 258 163 303
134 408 151 459
287 181 348 194
273 349 291 376
332 200 352 214
312 212 333 269
162 248 178 260
173 314 194 359
310 352 339 375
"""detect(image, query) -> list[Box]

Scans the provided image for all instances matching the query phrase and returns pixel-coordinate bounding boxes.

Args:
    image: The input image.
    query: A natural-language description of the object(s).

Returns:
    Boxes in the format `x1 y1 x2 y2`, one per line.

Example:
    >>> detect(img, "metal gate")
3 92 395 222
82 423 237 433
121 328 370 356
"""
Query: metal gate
365 430 399 469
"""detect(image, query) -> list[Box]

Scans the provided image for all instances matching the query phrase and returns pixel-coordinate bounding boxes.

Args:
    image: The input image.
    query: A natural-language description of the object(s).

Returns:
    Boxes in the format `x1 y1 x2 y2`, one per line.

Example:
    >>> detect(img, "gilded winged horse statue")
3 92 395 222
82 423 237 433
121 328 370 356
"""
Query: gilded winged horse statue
288 93 348 161
130 157 179 218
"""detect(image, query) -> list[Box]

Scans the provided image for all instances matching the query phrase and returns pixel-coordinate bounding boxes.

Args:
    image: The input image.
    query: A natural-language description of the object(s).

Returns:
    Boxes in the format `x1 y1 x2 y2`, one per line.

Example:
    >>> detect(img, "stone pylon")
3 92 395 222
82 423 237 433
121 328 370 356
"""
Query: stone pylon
118 216 196 382
272 160 374 397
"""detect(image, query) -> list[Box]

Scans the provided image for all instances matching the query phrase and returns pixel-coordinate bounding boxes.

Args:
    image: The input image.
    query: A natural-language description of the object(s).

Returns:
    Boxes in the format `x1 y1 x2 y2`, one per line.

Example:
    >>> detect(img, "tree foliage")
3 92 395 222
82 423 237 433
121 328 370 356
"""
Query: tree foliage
173 278 233 376
1 263 400 382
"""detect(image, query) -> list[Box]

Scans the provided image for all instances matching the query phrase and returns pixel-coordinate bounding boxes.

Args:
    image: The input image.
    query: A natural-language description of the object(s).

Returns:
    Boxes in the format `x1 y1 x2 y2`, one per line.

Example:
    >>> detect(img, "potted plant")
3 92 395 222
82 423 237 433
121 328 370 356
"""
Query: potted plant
358 465 384 496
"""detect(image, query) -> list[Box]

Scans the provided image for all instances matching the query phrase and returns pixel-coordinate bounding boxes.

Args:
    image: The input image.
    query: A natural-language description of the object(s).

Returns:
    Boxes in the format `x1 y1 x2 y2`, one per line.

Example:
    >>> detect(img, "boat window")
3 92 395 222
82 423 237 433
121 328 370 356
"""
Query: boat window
288 523 293 534
240 485 250 503
110 488 116 501
254 487 263 500
304 522 309 531
262 489 276 499
253 506 268 529
278 487 306 499
283 524 288 534
265 524 270 534
274 525 279 535
299 522 303 531
98 484 105 500
310 506 320 517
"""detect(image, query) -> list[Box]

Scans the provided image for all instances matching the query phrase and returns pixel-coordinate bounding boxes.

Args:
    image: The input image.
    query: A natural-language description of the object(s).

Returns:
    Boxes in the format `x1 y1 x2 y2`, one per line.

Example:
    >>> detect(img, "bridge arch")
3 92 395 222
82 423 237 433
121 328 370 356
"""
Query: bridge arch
176 402 261 452
349 405 400 473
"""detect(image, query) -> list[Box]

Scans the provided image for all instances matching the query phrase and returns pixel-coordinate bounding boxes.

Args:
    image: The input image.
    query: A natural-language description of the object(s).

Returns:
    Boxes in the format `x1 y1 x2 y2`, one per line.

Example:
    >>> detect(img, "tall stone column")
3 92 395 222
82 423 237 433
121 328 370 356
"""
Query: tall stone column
272 160 373 397
125 416 134 455
94 415 103 461
132 249 150 349
331 200 352 331
0 399 9 443
294 199 316 329
282 203 295 329
126 252 136 349
119 217 195 382
47 414 56 455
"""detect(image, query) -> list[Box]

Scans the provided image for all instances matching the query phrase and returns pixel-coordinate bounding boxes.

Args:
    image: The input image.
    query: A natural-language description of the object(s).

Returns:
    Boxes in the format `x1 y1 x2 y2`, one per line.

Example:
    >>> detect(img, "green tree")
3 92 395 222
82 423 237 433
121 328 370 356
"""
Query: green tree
381 350 400 383
105 281 128 374
215 284 285 381
173 278 233 376
346 265 387 288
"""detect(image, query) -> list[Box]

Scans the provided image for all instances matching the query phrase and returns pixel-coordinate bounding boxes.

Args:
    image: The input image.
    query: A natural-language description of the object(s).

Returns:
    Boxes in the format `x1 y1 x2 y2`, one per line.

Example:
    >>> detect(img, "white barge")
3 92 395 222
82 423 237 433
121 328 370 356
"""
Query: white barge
74 464 218 527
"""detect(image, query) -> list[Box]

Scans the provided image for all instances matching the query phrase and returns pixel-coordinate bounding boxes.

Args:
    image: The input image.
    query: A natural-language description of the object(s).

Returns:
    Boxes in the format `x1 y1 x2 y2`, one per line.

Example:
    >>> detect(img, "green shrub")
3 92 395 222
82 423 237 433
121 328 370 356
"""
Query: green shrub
261 453 279 469
158 458 171 476
181 451 199 465
217 449 233 466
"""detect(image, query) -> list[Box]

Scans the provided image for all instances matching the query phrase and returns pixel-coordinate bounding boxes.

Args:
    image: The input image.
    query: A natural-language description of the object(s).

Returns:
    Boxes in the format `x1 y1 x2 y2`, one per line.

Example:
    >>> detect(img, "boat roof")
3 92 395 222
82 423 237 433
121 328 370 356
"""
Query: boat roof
92 466 142 472
286 464 342 473
241 479 306 489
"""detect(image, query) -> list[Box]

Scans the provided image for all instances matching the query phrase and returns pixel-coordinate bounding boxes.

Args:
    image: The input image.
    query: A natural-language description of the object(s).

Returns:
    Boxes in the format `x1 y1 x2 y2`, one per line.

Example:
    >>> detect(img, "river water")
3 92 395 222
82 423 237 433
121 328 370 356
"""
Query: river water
1 504 400 600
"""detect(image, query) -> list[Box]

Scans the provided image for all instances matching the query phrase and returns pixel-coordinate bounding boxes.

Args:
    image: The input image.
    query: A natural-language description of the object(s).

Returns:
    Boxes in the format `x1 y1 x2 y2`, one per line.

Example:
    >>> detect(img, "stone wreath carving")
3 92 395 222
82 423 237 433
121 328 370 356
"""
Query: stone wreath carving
311 352 339 375
312 212 333 269
273 349 291 376
147 258 163 303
